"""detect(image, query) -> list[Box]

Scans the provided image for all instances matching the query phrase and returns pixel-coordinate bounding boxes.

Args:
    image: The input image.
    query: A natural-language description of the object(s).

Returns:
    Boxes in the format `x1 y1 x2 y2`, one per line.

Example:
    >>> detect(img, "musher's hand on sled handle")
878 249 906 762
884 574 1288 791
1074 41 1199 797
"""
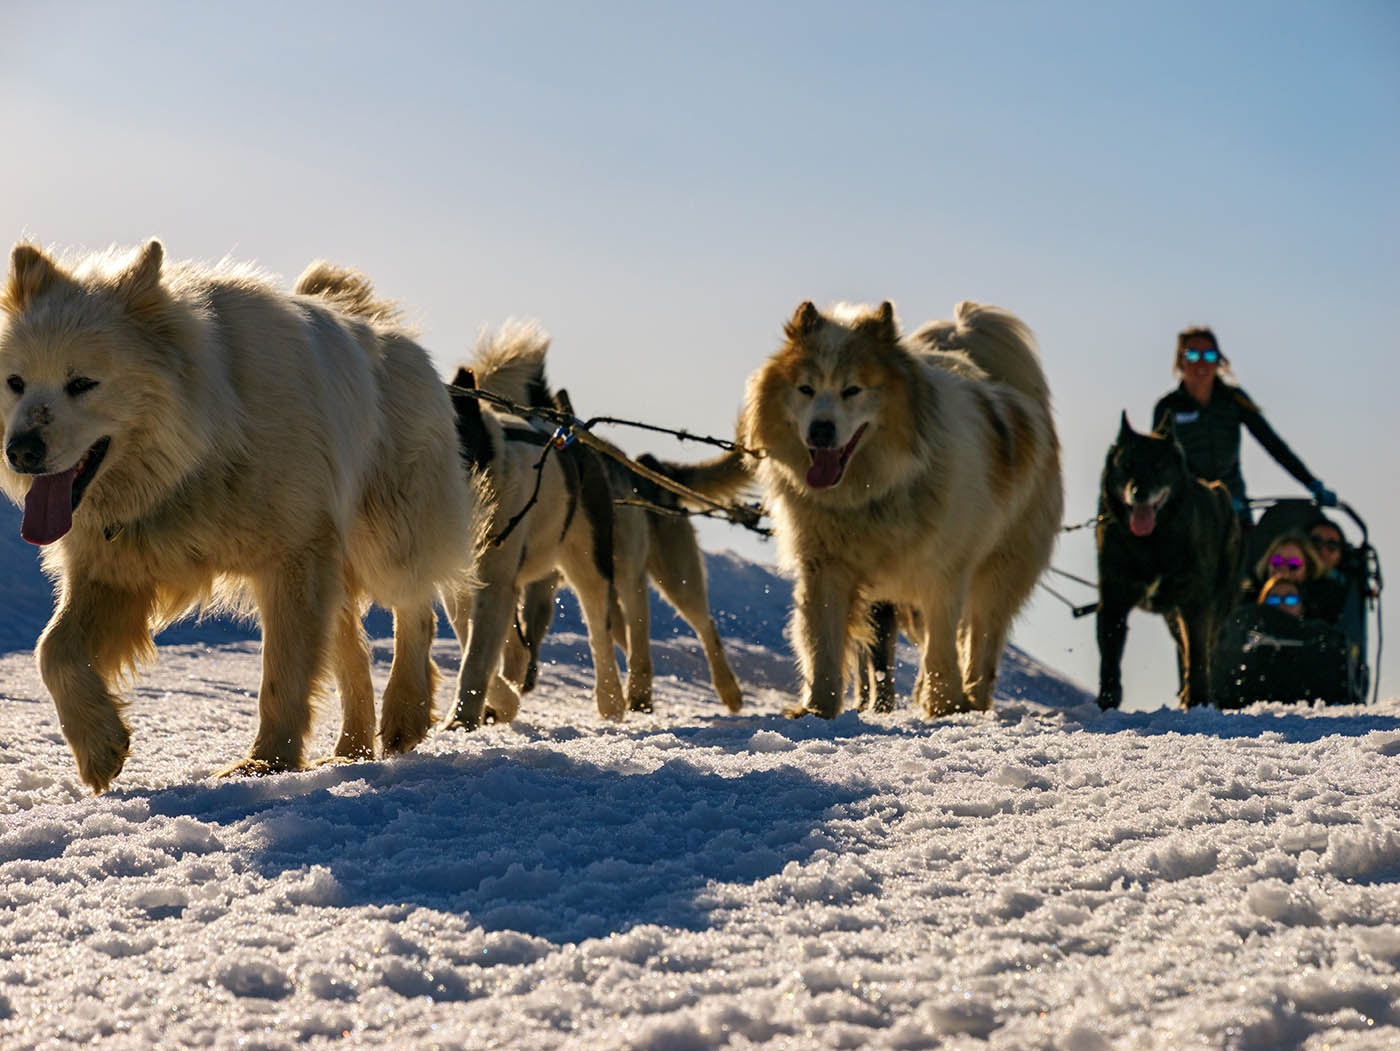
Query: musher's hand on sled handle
1308 479 1337 508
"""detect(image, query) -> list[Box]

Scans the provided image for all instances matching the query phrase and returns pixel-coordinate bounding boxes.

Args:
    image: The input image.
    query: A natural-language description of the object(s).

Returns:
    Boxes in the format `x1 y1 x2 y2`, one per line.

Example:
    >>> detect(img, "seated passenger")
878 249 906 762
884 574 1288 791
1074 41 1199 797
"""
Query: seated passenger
1213 576 1350 708
1242 530 1322 604
1303 515 1351 625
1259 577 1305 618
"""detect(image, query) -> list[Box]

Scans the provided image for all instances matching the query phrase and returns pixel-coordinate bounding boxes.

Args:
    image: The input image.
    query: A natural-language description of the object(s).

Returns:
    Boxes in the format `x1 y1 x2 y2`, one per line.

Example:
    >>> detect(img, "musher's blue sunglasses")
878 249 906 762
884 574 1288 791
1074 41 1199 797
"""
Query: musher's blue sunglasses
1183 348 1220 364
1264 593 1301 608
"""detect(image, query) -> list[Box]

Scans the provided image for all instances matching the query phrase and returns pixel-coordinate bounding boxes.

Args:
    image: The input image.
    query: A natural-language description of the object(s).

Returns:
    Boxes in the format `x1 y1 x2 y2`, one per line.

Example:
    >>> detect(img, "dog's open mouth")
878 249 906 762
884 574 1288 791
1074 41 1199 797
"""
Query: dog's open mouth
21 437 111 546
806 424 867 490
1129 504 1156 537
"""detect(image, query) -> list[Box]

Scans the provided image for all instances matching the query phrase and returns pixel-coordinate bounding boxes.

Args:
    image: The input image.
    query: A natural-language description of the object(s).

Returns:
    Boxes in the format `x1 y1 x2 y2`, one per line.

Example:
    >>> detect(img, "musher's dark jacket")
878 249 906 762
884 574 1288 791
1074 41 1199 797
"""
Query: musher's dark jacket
1152 381 1317 509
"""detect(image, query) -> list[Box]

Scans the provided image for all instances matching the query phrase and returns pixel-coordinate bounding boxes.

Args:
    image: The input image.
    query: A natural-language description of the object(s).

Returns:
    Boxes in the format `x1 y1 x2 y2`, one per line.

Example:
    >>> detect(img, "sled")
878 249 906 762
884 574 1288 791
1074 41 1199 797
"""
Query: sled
1213 498 1381 706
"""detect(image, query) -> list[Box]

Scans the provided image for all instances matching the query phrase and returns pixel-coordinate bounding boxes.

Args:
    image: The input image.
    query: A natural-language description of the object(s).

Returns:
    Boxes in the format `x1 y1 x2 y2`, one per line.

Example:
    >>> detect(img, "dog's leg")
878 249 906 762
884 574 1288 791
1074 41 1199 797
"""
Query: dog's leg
508 574 559 693
1164 612 1190 706
37 580 153 793
646 523 744 713
443 580 518 731
863 603 897 714
1179 606 1216 709
672 600 743 715
615 567 655 713
787 566 857 719
961 603 1010 713
914 579 972 717
380 603 441 753
562 565 626 721
1095 583 1137 710
223 547 341 777
327 595 376 760
962 547 1043 711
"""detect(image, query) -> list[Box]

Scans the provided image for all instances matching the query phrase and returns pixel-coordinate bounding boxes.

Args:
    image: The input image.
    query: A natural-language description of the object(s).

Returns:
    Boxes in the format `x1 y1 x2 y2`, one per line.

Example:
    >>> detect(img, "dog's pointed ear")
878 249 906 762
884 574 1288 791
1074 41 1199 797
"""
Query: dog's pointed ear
451 366 476 390
1155 411 1176 441
785 300 822 340
3 243 67 315
553 387 575 415
857 300 897 343
1118 410 1133 442
116 239 167 321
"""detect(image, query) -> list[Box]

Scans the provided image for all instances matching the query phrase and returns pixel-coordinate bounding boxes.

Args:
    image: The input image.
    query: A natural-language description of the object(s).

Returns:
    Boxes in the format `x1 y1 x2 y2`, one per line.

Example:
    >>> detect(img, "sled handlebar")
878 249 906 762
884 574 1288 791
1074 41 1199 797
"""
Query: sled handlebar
1336 501 1369 549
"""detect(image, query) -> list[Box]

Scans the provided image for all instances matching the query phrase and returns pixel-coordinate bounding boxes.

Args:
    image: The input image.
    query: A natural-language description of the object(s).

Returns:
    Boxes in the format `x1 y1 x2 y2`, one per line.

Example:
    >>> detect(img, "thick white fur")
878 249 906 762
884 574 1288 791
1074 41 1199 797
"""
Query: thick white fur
0 240 478 791
741 299 1063 718
439 323 625 727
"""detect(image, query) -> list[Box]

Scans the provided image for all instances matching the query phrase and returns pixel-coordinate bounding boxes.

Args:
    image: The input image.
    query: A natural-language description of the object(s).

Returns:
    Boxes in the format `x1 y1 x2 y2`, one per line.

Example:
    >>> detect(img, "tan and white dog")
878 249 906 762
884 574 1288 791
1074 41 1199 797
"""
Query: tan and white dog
439 324 625 729
510 436 751 715
740 299 1062 719
0 241 478 791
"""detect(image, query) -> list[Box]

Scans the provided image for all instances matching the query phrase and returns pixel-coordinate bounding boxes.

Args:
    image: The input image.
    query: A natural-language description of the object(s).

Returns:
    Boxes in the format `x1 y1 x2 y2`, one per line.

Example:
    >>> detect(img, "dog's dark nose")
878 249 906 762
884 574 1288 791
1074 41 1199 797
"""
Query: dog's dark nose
807 420 836 448
5 430 47 474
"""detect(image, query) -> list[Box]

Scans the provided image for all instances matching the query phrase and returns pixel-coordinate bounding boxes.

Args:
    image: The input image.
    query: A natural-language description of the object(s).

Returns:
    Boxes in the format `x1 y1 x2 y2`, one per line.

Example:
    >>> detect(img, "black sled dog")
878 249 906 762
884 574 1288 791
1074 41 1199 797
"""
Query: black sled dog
1095 413 1241 709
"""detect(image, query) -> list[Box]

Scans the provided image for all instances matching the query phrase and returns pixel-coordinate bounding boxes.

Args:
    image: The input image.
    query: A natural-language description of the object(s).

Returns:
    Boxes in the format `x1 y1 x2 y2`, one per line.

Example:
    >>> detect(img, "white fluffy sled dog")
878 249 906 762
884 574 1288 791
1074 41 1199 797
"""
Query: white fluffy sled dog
0 240 477 791
439 323 625 728
741 299 1063 719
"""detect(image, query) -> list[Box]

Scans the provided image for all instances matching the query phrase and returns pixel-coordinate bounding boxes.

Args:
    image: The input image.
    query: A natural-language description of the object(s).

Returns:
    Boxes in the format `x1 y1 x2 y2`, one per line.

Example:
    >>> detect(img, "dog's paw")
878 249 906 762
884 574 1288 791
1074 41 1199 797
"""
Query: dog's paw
380 717 431 756
486 678 521 723
595 687 628 722
72 727 132 795
1096 690 1122 711
332 732 376 762
629 695 654 714
920 695 971 717
718 686 743 714
69 722 131 794
443 711 481 732
215 756 297 779
310 754 361 769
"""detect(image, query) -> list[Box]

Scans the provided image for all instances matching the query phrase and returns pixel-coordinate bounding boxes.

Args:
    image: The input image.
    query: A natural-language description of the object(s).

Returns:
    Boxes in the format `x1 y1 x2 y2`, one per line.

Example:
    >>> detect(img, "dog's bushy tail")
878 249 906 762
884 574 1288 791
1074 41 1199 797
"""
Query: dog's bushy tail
293 262 407 327
468 320 553 409
911 301 1050 406
636 449 755 508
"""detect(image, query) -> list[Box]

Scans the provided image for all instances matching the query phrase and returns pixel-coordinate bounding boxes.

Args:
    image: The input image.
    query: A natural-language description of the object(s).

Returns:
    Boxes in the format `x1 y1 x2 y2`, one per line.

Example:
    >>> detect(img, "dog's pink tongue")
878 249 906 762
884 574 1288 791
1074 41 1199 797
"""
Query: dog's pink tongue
21 468 77 546
806 449 844 489
1129 503 1156 537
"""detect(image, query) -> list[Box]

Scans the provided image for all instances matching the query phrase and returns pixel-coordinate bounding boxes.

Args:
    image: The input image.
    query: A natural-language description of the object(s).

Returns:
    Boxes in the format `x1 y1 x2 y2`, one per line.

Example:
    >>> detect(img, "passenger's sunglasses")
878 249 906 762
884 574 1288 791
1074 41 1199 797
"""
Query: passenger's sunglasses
1270 555 1304 570
1182 348 1220 364
1310 536 1342 553
1264 593 1301 608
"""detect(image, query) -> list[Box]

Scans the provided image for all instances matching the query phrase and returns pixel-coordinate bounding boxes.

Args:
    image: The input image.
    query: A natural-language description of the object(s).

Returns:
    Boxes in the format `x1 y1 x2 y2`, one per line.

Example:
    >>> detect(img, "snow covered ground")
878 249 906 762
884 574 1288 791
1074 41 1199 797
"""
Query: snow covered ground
1 628 1399 1049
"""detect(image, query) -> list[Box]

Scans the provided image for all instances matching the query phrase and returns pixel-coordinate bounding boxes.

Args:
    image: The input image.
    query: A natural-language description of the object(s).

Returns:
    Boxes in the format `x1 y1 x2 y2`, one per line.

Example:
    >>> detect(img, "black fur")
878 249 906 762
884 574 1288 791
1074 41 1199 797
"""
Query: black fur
448 367 494 472
857 603 898 713
1095 413 1241 709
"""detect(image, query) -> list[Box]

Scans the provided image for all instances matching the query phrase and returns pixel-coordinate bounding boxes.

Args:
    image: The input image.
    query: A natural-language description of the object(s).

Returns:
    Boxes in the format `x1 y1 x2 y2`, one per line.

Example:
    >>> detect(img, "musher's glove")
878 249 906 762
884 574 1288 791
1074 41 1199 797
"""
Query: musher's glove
1308 479 1338 507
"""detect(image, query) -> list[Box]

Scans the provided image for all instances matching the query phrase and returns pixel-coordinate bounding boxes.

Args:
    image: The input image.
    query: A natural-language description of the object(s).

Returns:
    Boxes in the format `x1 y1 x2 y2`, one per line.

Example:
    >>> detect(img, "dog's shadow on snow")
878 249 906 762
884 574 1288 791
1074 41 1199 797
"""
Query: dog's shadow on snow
142 743 871 945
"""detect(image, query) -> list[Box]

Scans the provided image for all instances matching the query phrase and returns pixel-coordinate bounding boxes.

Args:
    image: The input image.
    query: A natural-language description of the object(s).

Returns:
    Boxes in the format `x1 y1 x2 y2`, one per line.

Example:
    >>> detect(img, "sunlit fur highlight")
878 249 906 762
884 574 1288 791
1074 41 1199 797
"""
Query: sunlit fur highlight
740 299 1063 719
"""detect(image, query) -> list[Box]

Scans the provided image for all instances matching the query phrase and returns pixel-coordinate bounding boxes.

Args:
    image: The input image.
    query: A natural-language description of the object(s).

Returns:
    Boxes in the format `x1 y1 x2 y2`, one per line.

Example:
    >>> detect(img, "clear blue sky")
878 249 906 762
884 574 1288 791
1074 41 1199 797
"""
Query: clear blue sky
4 1 1397 707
